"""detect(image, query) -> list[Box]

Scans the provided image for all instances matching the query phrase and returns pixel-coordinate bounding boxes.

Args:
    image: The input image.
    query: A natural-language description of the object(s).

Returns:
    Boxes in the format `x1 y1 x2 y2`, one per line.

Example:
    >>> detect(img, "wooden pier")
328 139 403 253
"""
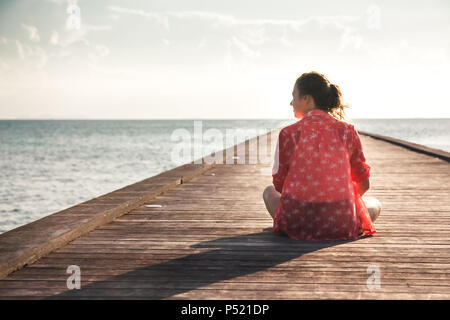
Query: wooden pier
0 127 449 299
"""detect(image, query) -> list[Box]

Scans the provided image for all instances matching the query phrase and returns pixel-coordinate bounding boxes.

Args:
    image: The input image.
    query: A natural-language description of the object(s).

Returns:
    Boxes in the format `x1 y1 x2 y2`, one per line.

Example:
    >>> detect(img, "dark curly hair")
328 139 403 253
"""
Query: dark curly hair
294 71 349 121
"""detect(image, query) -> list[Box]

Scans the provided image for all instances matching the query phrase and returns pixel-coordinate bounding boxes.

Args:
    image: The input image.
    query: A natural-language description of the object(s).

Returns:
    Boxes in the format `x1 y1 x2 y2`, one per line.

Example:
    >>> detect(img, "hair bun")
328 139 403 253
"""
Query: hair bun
327 84 339 108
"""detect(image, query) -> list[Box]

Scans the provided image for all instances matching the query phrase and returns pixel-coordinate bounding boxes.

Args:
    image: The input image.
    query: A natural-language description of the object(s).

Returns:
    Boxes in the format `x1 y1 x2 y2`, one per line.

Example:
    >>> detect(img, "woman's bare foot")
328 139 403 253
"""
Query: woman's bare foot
364 197 382 222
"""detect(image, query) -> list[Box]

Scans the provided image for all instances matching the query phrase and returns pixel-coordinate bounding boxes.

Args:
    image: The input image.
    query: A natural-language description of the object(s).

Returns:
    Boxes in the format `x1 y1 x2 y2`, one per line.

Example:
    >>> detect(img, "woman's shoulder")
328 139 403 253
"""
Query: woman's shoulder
332 117 354 129
280 120 302 136
279 117 356 135
332 118 358 136
277 121 302 149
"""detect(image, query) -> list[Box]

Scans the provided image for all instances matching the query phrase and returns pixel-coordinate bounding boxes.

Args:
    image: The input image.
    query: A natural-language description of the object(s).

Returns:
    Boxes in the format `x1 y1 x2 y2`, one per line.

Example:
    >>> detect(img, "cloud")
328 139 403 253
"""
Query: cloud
104 5 379 78
45 0 76 5
197 37 207 49
55 24 111 47
86 44 110 67
108 5 170 31
339 27 363 52
107 6 356 35
108 14 120 21
11 40 48 68
166 10 357 32
50 31 59 45
15 40 29 59
45 0 65 4
280 28 294 48
94 44 109 57
22 24 40 42
107 6 297 30
230 36 260 59
106 6 361 52
34 47 48 69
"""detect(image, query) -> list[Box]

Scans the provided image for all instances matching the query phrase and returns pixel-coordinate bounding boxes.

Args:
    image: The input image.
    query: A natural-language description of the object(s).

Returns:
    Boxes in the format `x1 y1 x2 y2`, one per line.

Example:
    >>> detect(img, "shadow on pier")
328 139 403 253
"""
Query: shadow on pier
47 229 355 299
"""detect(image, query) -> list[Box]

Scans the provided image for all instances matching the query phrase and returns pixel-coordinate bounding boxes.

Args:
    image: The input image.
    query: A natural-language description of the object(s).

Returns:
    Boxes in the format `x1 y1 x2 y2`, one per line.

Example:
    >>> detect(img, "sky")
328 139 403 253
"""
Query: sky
0 0 449 119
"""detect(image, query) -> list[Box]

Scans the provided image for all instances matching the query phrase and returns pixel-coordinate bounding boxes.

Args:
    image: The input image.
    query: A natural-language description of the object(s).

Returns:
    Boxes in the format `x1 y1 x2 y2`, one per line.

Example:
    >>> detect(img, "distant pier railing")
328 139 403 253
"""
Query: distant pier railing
358 130 450 162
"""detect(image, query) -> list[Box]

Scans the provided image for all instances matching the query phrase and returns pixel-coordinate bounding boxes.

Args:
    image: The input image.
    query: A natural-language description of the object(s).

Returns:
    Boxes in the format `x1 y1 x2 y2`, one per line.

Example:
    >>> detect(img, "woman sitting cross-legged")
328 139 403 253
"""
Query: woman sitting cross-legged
263 71 381 241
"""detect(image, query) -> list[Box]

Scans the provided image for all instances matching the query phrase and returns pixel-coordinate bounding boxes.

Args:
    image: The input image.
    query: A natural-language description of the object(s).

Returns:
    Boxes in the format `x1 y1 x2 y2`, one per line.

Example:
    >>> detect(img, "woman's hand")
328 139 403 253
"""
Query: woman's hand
357 178 370 196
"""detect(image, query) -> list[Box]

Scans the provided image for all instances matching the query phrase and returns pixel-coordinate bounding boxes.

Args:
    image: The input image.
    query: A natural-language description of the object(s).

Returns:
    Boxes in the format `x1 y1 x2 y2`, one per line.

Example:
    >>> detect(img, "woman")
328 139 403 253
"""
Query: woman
263 71 381 241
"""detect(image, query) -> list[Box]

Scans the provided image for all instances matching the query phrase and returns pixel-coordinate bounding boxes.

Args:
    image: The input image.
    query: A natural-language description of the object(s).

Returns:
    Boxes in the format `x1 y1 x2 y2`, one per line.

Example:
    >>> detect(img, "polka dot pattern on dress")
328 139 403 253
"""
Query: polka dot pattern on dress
272 109 376 241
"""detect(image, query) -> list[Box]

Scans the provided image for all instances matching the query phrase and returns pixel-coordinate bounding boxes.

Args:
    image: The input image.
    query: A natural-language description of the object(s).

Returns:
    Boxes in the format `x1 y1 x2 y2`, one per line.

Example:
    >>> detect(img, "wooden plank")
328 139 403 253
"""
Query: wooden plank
0 285 449 300
30 253 450 265
3 266 449 278
3 271 449 282
0 280 449 294
67 238 450 245
49 247 450 256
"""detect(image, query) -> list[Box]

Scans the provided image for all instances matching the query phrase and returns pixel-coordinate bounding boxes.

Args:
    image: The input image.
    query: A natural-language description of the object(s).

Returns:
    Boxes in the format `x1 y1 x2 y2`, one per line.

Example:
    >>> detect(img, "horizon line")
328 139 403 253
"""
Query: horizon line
1 117 450 120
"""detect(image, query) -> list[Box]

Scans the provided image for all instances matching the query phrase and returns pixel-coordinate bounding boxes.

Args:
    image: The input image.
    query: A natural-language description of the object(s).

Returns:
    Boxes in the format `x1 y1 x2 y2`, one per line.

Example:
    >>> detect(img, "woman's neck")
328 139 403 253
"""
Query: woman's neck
304 105 318 114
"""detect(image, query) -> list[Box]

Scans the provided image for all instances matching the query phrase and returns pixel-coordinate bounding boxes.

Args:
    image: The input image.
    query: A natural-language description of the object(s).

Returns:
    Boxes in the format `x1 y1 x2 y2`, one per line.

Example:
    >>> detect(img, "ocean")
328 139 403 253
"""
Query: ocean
1 118 449 234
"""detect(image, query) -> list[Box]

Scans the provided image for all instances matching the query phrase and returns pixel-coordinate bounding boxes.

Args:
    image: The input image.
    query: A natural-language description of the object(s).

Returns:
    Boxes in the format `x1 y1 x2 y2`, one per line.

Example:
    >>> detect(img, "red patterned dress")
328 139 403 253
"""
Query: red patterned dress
272 109 376 241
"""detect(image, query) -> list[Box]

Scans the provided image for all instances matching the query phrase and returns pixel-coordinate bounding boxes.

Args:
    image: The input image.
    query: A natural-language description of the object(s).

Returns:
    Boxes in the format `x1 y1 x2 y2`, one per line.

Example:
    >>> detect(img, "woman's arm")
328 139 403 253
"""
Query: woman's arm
349 125 371 193
272 129 290 193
